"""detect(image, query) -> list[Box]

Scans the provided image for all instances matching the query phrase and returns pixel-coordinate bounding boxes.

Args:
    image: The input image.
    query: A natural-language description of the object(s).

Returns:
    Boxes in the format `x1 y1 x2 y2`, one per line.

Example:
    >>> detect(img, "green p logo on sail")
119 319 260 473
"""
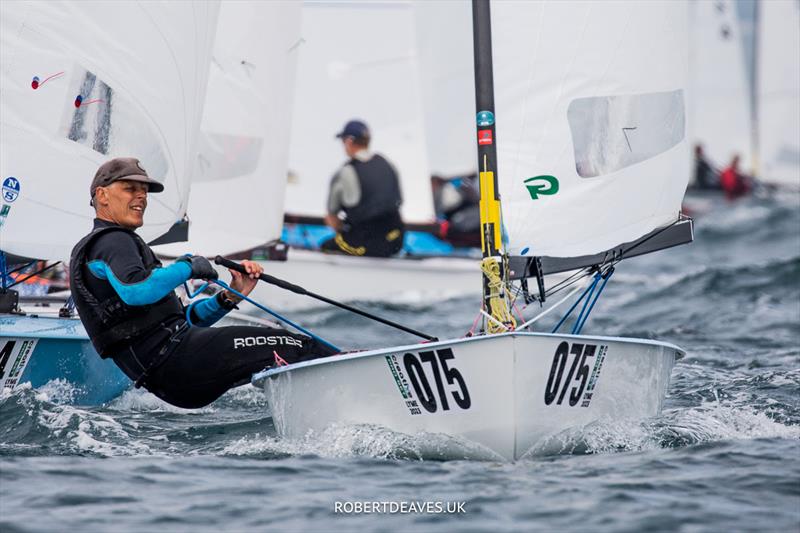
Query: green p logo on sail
524 175 559 199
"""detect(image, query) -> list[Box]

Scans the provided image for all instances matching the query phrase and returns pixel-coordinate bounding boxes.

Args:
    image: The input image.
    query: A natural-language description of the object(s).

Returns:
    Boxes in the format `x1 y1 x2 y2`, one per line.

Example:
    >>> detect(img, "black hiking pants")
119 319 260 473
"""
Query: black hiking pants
114 320 337 408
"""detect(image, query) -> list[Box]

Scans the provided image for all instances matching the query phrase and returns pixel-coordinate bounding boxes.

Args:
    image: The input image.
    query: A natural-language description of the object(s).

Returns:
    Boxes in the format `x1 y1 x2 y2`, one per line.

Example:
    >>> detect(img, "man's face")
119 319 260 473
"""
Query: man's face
95 180 148 229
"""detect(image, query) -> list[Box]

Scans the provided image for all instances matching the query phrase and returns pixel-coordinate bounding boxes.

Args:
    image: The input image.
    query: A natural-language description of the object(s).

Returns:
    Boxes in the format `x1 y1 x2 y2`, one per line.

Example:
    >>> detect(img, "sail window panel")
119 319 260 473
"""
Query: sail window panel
62 68 170 183
567 90 686 179
194 134 264 183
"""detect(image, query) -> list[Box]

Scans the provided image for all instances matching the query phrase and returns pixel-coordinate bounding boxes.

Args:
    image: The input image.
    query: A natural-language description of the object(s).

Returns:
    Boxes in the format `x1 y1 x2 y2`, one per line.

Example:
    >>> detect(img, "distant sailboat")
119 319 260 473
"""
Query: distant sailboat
251 0 694 460
0 0 219 402
686 0 800 190
687 0 752 173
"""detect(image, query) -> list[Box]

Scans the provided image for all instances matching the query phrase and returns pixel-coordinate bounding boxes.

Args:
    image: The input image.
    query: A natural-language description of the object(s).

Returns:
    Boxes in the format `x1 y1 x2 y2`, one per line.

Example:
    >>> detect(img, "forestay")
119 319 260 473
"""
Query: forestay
491 1 689 258
757 0 800 187
285 0 434 223
154 1 302 258
687 0 752 171
0 1 219 261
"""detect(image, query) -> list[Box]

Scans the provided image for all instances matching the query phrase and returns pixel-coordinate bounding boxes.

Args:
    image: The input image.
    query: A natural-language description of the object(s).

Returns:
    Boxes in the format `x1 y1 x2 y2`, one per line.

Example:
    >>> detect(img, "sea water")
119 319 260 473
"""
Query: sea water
1 193 798 532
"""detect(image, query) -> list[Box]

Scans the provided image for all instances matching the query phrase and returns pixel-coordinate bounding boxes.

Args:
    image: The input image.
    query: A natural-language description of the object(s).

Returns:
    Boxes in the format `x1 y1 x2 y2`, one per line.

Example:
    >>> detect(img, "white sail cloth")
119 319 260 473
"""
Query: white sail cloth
153 1 302 258
285 0 434 222
0 1 218 261
413 1 477 179
757 0 800 187
491 0 689 258
687 0 752 172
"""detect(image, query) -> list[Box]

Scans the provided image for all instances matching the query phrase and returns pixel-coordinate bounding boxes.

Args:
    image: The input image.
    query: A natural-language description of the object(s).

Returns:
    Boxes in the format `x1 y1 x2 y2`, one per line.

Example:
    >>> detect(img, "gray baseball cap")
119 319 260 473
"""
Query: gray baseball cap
90 157 164 202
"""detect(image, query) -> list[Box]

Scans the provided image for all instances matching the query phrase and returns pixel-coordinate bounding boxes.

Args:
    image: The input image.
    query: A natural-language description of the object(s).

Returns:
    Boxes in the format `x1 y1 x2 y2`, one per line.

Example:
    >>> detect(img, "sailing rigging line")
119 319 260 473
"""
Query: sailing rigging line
0 252 7 290
546 264 615 335
467 309 483 336
215 256 437 342
572 267 614 335
517 278 589 331
569 271 603 334
209 278 341 353
6 259 37 277
480 309 508 331
481 256 517 333
6 261 63 289
509 217 687 330
608 217 687 269
545 267 595 298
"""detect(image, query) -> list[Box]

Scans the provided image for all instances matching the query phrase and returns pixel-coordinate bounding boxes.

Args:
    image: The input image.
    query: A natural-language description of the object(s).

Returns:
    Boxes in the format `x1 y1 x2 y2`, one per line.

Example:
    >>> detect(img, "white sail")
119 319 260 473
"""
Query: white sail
285 0 434 222
491 1 689 258
0 1 219 261
757 0 800 187
413 1 476 178
154 1 302 258
687 0 752 171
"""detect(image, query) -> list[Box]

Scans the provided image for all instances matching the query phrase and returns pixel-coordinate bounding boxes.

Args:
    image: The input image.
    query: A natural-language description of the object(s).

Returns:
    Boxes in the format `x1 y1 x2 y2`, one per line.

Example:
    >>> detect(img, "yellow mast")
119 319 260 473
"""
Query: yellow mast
473 0 515 334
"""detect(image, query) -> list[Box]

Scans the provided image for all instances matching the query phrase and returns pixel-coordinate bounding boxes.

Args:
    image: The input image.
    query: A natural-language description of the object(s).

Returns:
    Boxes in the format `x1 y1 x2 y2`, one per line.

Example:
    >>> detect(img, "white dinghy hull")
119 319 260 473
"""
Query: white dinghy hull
252 332 682 460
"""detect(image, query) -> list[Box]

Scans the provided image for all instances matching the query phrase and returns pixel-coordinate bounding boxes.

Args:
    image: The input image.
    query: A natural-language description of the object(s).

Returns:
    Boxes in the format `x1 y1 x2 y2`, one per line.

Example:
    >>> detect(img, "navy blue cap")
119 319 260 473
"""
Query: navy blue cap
335 119 370 140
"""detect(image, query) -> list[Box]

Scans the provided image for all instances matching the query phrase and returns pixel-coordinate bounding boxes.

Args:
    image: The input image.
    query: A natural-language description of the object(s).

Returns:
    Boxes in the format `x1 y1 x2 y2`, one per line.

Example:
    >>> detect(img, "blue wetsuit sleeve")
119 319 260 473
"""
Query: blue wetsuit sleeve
86 231 192 306
88 260 191 306
186 294 229 327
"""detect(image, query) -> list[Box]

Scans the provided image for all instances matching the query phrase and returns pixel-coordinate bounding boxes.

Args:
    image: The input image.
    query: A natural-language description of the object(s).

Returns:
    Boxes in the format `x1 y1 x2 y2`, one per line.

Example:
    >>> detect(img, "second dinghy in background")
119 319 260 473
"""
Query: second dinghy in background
251 0 694 460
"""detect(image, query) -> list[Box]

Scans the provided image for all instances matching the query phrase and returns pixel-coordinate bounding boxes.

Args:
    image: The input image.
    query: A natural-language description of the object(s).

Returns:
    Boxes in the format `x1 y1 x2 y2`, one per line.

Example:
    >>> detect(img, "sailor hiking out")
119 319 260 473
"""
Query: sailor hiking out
321 119 405 257
69 158 338 408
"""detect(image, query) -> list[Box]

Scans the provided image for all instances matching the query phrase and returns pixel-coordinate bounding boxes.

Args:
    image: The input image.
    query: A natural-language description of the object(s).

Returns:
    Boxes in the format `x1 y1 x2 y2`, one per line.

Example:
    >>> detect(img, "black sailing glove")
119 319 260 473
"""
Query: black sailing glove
177 255 219 280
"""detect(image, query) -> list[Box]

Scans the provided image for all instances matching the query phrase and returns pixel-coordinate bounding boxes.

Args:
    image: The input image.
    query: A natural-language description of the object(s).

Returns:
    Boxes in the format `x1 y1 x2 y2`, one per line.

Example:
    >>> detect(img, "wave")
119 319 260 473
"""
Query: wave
521 399 800 458
0 384 159 457
0 383 272 458
221 424 505 461
593 255 800 341
3 376 797 461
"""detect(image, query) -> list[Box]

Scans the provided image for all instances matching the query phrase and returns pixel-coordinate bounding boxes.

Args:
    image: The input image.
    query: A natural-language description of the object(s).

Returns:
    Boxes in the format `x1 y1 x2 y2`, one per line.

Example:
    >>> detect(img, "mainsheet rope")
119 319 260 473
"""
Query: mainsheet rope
183 279 341 353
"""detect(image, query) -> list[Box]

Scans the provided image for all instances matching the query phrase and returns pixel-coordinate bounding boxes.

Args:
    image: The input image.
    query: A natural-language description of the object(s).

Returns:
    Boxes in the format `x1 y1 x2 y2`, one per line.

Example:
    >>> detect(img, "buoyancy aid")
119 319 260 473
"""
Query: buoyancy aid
343 154 402 225
69 226 184 357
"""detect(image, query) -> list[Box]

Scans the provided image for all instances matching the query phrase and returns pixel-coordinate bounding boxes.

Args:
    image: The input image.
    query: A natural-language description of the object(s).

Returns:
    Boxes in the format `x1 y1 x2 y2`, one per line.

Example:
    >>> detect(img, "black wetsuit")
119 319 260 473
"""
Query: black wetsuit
70 219 337 408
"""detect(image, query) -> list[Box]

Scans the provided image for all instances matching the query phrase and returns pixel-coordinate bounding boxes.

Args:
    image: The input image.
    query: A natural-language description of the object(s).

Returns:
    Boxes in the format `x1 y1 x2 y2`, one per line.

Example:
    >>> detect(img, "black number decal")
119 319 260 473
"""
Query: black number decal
545 342 598 407
0 340 16 379
545 342 569 405
556 344 584 405
437 348 471 409
404 353 436 413
420 351 449 411
402 349 471 413
570 344 595 406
